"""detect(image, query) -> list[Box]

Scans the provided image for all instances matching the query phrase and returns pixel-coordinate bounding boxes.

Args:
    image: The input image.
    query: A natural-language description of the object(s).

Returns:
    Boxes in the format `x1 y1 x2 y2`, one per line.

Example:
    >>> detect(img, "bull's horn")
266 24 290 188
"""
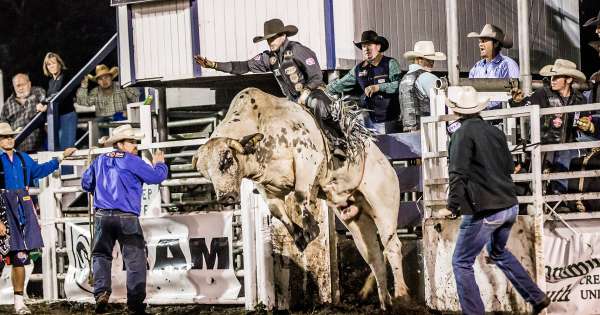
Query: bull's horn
226 139 245 154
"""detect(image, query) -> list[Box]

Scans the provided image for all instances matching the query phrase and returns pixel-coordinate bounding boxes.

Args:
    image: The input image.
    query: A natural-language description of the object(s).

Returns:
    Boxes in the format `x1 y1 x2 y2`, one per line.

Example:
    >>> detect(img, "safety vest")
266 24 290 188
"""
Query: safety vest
399 69 430 129
269 41 306 101
354 56 400 123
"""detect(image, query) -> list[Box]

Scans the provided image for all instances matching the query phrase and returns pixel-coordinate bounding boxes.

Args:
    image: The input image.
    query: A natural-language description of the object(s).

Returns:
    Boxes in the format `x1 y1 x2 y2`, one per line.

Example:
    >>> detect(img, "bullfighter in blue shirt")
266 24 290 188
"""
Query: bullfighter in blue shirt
0 122 76 315
81 124 167 315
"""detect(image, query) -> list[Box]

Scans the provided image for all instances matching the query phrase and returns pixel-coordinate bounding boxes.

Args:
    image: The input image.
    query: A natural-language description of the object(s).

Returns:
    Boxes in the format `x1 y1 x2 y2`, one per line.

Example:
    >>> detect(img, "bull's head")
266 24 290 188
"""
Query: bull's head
192 133 264 205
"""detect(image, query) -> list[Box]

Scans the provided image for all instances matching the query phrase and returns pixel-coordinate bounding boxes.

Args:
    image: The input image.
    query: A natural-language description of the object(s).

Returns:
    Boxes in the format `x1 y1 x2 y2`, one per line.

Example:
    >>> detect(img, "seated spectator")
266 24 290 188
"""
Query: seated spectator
1 74 46 153
76 64 140 132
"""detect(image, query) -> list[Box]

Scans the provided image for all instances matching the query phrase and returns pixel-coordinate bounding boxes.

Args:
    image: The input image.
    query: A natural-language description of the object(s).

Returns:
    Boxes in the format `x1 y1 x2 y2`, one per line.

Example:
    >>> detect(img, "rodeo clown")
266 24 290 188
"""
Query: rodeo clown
81 124 167 315
0 122 76 315
194 18 348 159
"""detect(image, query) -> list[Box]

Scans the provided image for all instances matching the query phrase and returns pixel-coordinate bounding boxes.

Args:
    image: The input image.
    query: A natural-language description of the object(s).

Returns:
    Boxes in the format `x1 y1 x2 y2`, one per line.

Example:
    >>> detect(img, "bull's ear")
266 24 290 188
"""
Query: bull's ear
225 138 245 154
192 147 208 177
240 133 264 154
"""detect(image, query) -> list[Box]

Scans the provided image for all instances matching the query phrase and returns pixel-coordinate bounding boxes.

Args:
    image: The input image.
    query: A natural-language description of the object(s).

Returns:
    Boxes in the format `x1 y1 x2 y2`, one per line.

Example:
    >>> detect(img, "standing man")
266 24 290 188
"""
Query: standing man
468 24 520 110
82 124 167 315
584 10 600 103
1 74 47 153
0 122 76 314
399 41 446 132
445 86 550 315
327 30 401 134
194 19 346 157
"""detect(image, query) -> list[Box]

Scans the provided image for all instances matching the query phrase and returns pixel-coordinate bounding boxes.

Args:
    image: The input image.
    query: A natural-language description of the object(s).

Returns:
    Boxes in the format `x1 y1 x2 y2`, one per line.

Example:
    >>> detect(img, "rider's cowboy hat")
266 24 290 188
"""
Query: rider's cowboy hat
252 19 298 43
0 123 21 136
87 64 119 82
354 30 389 52
539 59 586 83
467 24 513 49
404 41 447 61
445 86 489 115
99 124 145 146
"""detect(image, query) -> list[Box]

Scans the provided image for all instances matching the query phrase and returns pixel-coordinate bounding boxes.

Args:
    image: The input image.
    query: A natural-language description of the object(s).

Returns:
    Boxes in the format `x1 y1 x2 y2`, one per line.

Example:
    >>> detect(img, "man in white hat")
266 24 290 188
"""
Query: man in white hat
445 86 550 315
327 30 401 134
468 24 520 110
77 64 140 124
81 124 166 315
399 41 446 132
0 122 76 314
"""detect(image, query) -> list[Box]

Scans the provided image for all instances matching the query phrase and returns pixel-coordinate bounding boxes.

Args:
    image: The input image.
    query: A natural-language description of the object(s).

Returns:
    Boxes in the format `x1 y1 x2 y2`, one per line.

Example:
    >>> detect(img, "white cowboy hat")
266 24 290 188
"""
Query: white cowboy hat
445 86 489 115
0 123 22 136
467 24 513 49
539 59 586 83
403 41 447 61
100 124 144 146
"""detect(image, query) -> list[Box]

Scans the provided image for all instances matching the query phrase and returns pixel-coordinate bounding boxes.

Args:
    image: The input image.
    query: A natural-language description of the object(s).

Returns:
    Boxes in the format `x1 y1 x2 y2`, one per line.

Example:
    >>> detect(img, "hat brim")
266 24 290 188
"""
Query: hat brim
445 97 489 115
89 67 119 82
539 65 587 83
0 127 22 136
354 36 389 52
252 25 298 43
467 32 513 49
403 51 447 61
584 17 600 28
101 131 145 146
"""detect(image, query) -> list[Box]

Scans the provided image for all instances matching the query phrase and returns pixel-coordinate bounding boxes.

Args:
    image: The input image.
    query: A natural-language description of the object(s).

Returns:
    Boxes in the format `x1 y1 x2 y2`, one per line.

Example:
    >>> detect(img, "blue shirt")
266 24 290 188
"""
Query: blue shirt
469 53 520 109
0 151 59 189
81 151 168 216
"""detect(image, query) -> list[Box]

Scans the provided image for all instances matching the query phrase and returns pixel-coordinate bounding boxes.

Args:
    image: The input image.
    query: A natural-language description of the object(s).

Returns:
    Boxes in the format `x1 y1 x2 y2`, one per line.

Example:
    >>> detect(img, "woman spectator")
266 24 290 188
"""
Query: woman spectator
43 52 78 149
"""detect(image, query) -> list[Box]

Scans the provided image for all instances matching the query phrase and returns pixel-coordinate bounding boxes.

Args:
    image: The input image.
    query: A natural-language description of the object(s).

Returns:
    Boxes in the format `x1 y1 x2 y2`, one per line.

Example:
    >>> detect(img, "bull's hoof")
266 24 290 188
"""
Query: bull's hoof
340 205 360 221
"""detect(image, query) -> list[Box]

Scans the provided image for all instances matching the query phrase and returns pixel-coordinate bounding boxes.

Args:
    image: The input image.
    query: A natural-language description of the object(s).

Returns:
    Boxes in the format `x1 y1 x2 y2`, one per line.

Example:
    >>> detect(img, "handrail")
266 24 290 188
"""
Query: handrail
15 33 118 151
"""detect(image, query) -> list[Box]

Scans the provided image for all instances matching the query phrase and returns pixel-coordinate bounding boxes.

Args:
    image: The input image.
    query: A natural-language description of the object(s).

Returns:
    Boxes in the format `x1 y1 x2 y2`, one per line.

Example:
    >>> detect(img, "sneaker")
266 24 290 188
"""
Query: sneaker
95 291 110 314
533 296 551 314
14 305 32 315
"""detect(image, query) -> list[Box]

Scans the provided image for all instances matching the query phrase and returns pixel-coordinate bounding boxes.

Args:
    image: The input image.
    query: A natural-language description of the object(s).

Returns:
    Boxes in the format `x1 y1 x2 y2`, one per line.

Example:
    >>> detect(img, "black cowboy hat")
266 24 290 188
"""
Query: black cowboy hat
584 10 600 27
353 30 389 52
252 19 298 43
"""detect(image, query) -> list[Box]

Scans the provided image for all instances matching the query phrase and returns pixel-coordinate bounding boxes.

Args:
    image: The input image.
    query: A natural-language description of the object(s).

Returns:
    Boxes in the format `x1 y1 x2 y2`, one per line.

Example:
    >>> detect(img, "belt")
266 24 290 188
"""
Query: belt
95 208 136 216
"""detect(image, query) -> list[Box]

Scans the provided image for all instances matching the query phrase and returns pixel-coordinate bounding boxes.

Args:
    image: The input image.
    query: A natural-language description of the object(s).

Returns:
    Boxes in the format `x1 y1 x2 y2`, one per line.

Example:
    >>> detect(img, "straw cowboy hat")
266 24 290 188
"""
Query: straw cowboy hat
584 10 600 27
99 124 144 146
252 19 298 43
87 64 119 82
354 30 389 52
467 24 513 49
404 41 447 61
445 86 489 115
539 59 586 83
0 123 21 136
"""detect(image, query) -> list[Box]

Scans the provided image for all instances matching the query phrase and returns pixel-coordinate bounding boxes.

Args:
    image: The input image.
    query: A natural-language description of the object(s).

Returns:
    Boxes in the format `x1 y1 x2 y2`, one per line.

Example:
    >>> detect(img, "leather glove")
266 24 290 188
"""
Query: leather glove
510 87 524 103
193 55 216 69
298 89 311 105
577 116 595 134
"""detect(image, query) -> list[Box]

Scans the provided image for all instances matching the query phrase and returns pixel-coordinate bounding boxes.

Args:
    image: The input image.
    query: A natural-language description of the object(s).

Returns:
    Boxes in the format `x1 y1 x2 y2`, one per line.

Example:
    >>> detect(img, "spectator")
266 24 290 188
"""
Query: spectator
584 9 600 103
327 30 401 134
1 74 46 153
42 52 78 149
76 64 140 131
468 24 520 110
399 41 446 132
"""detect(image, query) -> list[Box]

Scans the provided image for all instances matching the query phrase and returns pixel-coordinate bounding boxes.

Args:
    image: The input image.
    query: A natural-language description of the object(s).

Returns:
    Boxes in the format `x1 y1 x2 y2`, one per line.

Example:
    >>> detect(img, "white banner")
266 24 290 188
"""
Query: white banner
545 233 600 314
64 212 242 304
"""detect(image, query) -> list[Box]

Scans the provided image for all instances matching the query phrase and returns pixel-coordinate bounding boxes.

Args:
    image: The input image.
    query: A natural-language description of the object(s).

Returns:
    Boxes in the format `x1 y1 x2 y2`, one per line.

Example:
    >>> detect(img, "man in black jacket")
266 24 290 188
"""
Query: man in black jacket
445 86 549 315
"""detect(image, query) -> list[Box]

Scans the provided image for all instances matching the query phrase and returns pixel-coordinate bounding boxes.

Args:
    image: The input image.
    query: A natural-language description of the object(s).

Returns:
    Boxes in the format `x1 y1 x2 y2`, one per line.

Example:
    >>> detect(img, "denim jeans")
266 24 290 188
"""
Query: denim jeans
92 209 147 310
362 113 401 135
59 111 78 149
452 205 545 315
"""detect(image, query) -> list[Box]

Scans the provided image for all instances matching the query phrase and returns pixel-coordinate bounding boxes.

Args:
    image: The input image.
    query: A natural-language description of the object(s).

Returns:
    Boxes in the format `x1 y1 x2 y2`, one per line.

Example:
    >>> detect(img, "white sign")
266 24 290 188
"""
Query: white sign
545 233 600 314
64 212 242 304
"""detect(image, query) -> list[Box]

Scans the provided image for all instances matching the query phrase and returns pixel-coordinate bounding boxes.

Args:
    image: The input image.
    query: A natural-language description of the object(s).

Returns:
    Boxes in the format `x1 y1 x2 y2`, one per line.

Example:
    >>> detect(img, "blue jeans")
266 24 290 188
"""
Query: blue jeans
363 114 401 135
452 205 545 315
92 209 146 310
59 111 78 149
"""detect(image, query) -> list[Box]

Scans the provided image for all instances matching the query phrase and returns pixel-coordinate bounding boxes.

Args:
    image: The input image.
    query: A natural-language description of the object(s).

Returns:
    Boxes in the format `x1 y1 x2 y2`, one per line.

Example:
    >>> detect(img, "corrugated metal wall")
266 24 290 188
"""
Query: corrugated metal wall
350 0 580 72
131 0 194 81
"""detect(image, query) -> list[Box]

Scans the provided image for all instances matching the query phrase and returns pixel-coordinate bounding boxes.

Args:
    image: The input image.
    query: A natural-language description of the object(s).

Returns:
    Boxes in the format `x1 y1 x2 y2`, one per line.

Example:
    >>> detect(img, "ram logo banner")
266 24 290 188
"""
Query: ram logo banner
545 233 600 314
64 212 241 304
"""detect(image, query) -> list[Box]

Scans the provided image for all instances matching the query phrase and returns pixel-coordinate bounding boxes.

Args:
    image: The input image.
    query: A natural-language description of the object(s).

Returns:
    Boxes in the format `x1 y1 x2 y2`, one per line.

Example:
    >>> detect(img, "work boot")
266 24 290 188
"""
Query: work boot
533 295 551 314
128 303 150 315
95 291 110 314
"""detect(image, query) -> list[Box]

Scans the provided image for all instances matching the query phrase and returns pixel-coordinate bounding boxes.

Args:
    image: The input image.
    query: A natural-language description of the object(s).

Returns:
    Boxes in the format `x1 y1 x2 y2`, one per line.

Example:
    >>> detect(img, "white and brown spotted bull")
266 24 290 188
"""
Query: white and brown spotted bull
192 88 408 309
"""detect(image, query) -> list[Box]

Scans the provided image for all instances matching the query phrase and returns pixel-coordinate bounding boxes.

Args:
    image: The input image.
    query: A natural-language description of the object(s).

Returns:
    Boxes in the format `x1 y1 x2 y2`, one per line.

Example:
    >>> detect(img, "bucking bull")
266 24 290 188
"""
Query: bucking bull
192 88 408 308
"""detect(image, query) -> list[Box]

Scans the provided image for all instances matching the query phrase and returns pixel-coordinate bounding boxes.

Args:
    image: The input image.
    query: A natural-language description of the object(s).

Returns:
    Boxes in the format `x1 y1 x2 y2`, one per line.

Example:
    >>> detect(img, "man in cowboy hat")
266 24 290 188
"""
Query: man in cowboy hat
0 122 76 314
468 24 520 110
1 73 47 153
584 9 600 39
194 19 347 158
399 41 446 132
327 30 401 134
82 124 167 315
445 86 550 315
77 64 140 125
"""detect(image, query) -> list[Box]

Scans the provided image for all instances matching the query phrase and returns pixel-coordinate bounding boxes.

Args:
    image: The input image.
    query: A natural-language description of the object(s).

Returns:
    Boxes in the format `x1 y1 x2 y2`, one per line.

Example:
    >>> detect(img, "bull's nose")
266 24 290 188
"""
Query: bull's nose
217 192 238 204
